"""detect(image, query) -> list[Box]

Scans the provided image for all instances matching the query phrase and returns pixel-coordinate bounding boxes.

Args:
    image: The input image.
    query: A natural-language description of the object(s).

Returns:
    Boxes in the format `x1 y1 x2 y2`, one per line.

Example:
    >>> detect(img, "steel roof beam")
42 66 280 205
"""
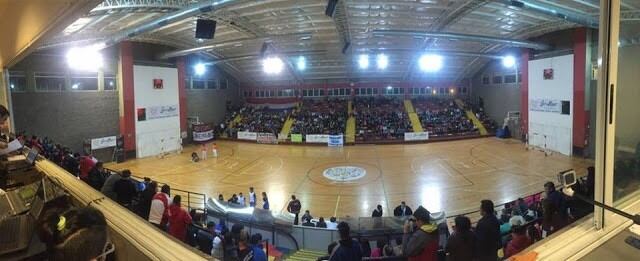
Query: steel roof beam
372 30 552 50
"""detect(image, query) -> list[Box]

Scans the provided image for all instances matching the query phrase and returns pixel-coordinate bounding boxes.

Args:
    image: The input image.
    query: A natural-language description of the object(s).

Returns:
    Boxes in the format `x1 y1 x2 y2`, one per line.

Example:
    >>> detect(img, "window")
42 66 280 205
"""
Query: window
192 80 205 89
319 89 325 96
399 88 404 94
373 88 378 94
207 80 218 89
339 88 345 96
8 71 26 92
278 90 283 97
35 73 65 92
421 88 426 94
492 75 503 84
355 88 360 95
504 75 517 83
303 89 308 97
220 79 228 89
482 76 490 85
518 73 522 83
260 90 265 97
440 88 445 94
104 75 117 91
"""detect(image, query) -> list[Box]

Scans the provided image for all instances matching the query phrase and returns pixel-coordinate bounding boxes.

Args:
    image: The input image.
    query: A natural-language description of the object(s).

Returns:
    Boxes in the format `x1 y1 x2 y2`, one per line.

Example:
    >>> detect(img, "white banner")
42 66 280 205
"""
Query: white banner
146 104 179 120
193 130 214 142
404 132 429 141
91 136 117 150
530 99 562 113
328 135 343 147
306 134 330 143
237 131 257 140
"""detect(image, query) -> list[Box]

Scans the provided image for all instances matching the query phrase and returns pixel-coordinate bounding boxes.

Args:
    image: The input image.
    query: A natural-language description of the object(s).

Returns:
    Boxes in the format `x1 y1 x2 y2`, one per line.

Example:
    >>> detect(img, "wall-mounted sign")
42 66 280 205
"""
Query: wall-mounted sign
543 68 554 80
530 99 562 113
153 79 163 89
137 108 146 121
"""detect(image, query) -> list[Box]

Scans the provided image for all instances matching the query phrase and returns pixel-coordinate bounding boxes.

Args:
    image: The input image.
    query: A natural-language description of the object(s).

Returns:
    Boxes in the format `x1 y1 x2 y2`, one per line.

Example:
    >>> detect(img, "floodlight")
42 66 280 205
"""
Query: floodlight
66 46 103 71
263 56 284 74
194 63 206 75
502 55 516 68
377 53 388 70
297 56 306 71
419 54 443 72
358 54 369 69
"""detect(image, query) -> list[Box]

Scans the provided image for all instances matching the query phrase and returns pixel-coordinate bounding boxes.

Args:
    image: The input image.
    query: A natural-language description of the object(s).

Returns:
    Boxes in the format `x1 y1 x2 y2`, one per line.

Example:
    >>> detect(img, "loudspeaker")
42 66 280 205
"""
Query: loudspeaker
325 0 339 17
561 101 570 115
195 19 216 39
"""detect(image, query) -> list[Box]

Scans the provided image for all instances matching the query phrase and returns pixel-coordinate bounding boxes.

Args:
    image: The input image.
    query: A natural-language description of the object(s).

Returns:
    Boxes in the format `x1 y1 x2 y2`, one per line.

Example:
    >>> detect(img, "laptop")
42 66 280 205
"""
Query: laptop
0 195 44 255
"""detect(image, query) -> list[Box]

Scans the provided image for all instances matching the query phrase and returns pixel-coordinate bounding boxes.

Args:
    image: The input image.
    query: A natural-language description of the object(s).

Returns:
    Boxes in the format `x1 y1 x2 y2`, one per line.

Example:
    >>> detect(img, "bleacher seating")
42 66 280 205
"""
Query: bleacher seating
290 99 347 135
353 97 411 141
223 106 290 137
412 97 477 137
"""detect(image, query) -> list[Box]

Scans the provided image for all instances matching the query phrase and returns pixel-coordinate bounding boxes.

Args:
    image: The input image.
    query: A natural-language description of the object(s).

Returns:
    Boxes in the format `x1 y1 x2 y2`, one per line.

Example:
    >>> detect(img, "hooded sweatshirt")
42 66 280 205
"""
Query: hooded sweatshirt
403 223 439 261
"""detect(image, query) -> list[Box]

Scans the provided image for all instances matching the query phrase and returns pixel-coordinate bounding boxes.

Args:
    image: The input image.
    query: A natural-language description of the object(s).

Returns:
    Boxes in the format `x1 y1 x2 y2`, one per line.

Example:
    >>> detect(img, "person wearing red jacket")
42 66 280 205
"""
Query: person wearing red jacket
402 206 439 261
167 195 192 242
149 185 171 230
78 153 96 182
504 225 532 258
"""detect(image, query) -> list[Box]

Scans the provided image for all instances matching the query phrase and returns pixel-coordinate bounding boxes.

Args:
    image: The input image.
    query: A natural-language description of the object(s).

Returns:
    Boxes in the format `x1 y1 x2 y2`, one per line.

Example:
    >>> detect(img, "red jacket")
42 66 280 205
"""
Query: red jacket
78 156 95 180
404 224 439 261
167 204 192 242
504 233 532 258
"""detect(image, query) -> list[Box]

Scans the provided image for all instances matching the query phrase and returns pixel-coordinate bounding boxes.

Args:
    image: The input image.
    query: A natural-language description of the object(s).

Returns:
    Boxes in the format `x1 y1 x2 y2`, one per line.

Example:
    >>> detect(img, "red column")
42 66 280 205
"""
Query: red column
573 28 587 152
119 41 136 152
520 49 530 135
177 57 188 132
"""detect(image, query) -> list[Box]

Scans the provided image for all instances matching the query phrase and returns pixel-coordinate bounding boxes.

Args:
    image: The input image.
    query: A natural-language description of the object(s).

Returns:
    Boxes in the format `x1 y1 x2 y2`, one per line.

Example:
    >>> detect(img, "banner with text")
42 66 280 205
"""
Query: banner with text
237 131 257 140
328 135 344 147
91 136 117 150
291 134 303 143
529 99 562 113
257 133 278 144
192 123 214 142
146 104 179 120
404 132 429 141
306 134 330 143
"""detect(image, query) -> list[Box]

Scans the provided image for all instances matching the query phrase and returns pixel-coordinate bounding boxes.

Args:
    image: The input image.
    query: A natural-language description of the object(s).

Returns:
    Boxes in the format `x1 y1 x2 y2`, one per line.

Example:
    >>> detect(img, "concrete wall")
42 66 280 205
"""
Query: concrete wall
470 61 521 124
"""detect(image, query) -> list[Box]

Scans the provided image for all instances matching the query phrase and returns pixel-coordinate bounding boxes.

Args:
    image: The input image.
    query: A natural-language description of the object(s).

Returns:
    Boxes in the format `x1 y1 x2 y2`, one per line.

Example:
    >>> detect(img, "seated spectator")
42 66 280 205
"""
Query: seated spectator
316 217 327 228
39 207 109 261
149 184 171 230
475 200 501 261
371 240 385 258
168 195 193 243
354 97 411 141
113 170 136 208
291 99 347 136
302 218 316 227
504 225 532 258
414 97 476 136
329 222 362 261
137 181 157 219
394 201 413 217
301 210 313 223
87 162 108 191
250 233 268 261
445 215 475 261
360 238 371 257
326 217 338 229
510 209 526 227
317 242 338 261
402 206 439 261
197 222 215 255
517 198 528 215
78 153 96 183
101 169 124 200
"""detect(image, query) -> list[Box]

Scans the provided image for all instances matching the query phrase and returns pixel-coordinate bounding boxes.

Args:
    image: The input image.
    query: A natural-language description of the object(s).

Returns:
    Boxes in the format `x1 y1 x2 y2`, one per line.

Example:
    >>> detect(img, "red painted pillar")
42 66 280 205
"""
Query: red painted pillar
520 49 530 136
119 41 136 153
573 28 587 152
177 57 188 132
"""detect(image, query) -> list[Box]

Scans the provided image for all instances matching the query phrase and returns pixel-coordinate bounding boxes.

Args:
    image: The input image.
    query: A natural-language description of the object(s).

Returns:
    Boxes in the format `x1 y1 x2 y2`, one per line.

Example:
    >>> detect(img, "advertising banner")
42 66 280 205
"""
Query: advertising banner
328 135 344 147
530 99 562 113
291 134 303 143
192 123 214 142
404 132 429 141
306 134 330 143
257 133 278 144
91 136 117 150
145 105 179 120
237 131 257 140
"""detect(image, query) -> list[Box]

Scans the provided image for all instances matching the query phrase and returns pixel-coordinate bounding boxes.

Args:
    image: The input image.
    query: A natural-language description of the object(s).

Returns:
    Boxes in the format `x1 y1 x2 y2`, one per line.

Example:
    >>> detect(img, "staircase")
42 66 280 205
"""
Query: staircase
346 100 356 143
279 117 295 140
404 99 424 132
286 249 326 261
455 99 488 135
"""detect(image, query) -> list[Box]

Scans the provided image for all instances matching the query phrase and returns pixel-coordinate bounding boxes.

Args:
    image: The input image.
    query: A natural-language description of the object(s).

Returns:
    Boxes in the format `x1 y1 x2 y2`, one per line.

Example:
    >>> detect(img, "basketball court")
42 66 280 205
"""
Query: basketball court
107 137 592 218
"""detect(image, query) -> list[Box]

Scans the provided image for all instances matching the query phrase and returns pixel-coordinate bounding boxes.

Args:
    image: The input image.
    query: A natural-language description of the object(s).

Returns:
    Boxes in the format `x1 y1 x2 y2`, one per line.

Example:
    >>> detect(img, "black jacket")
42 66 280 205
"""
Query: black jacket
475 215 501 261
393 205 413 217
113 178 137 205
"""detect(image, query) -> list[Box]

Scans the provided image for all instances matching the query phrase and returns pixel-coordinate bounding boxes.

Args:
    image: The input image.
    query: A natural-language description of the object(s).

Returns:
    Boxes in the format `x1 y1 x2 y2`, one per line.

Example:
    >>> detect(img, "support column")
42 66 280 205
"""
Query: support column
520 50 530 137
118 41 136 153
176 57 188 133
573 27 588 155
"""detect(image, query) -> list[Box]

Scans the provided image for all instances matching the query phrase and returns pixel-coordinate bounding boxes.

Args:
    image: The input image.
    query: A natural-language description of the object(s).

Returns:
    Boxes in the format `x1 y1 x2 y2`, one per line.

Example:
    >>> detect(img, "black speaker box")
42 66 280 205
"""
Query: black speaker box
195 19 216 39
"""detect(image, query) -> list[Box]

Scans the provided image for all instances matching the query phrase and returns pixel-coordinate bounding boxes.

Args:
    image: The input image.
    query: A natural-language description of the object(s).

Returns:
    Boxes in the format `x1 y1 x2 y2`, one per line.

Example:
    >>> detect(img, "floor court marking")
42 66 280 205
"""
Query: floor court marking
334 195 341 217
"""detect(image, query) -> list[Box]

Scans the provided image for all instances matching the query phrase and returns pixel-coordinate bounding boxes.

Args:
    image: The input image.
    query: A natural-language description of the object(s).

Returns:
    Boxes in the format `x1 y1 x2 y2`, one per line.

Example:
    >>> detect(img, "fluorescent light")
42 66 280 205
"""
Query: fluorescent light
72 84 79 89
263 56 284 74
419 54 443 72
502 55 516 68
377 53 388 70
194 63 206 75
297 56 306 71
358 54 369 69
66 46 103 72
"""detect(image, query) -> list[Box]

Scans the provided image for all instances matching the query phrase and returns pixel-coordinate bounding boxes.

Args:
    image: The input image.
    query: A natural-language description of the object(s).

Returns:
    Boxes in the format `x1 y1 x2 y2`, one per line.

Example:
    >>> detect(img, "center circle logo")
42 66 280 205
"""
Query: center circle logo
323 166 367 182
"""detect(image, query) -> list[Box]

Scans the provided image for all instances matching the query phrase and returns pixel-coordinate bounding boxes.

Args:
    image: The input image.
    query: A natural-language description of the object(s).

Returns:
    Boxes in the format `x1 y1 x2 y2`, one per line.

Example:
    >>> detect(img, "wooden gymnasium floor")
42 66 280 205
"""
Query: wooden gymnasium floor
106 137 592 219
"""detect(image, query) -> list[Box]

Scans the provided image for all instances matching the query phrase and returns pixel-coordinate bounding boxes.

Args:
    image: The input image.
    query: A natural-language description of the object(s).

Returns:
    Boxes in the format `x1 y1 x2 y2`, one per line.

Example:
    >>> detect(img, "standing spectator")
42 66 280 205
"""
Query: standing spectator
360 238 372 257
238 192 246 207
504 225 532 258
544 181 567 220
62 151 79 176
326 217 338 230
87 162 107 190
211 227 224 259
445 216 475 261
250 233 268 261
329 222 362 261
138 181 158 219
197 222 215 255
541 199 566 237
287 195 302 225
113 170 137 208
372 205 383 217
402 206 439 261
262 192 270 210
237 228 254 260
149 185 171 230
168 195 193 242
78 153 96 182
101 169 124 200
316 217 327 228
394 201 413 217
475 200 501 261
301 210 313 222
249 187 257 207
218 194 224 201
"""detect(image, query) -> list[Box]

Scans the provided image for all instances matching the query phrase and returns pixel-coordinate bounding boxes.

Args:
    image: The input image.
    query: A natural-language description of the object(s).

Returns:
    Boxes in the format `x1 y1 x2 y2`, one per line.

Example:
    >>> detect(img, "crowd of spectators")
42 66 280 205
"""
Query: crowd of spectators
290 99 347 136
413 97 476 136
222 106 290 137
353 97 411 141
